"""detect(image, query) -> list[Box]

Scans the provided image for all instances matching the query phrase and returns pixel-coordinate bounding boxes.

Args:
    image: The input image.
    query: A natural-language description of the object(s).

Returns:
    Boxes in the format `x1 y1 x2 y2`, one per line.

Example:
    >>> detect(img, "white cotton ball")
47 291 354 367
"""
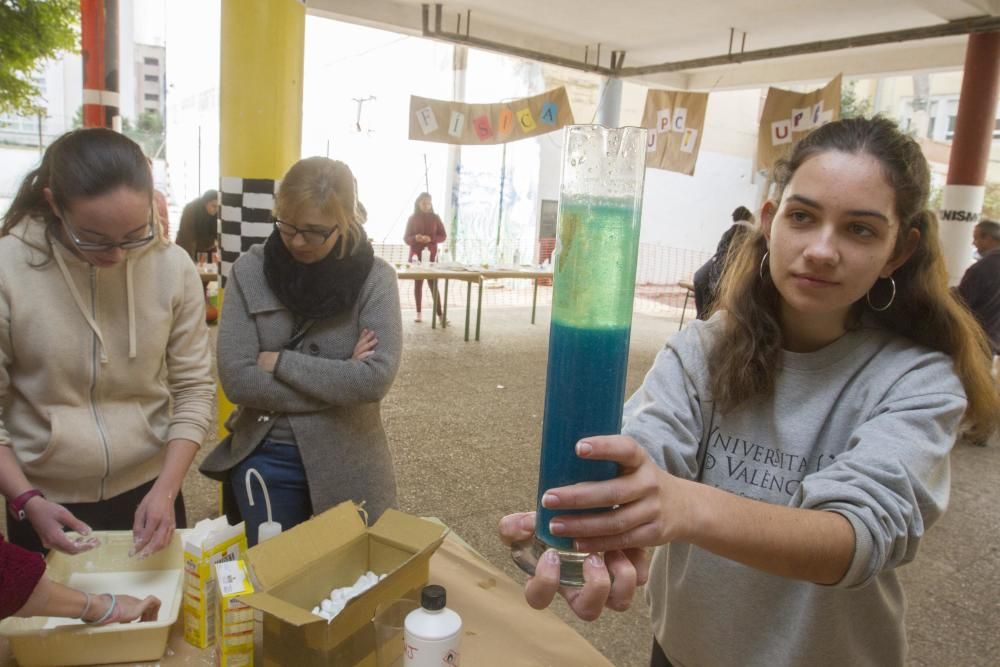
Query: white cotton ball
312 606 322 617
319 610 334 621
320 599 334 613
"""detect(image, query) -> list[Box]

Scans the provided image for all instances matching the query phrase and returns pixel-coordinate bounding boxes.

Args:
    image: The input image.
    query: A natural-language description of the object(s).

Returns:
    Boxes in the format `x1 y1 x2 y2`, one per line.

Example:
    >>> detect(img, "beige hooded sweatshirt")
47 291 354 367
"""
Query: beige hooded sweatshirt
0 217 214 503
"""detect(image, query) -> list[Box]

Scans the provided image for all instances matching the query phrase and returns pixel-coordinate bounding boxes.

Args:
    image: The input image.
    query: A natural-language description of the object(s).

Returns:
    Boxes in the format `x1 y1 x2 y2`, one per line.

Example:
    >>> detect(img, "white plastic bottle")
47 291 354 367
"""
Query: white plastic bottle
403 585 462 666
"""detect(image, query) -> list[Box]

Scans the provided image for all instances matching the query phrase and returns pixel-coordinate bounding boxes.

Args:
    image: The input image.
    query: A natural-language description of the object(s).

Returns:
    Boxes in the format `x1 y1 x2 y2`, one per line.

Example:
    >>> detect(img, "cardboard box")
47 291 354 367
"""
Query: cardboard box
214 560 255 667
239 502 447 667
0 531 184 666
183 517 248 648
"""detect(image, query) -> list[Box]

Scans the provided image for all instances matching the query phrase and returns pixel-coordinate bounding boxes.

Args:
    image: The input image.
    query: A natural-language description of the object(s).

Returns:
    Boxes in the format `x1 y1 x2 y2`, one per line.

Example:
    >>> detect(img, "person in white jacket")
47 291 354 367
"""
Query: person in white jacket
500 117 999 667
0 128 214 558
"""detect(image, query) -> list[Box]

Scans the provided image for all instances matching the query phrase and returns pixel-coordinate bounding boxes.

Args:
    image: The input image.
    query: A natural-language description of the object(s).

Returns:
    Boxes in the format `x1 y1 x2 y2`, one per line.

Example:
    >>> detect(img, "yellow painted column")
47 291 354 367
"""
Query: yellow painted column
218 0 304 436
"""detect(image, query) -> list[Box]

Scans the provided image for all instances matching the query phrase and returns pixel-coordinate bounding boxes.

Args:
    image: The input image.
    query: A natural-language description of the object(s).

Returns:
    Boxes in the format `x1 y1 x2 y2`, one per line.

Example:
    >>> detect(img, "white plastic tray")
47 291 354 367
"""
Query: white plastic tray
0 531 183 667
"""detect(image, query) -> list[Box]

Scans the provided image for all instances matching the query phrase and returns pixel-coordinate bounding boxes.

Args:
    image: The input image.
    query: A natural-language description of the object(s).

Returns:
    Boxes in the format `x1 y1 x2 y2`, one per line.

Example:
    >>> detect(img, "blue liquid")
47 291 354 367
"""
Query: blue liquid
536 321 630 550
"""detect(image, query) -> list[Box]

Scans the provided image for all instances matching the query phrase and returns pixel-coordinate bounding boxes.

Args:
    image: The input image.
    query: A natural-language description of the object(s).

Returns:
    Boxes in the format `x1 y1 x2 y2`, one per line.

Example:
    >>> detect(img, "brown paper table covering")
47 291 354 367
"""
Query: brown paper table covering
0 535 613 667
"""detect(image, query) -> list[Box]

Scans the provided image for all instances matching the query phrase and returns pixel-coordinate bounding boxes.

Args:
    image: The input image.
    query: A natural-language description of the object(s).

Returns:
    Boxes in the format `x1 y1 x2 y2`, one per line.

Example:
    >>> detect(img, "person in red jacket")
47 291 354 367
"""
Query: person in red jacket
0 533 160 623
404 193 447 323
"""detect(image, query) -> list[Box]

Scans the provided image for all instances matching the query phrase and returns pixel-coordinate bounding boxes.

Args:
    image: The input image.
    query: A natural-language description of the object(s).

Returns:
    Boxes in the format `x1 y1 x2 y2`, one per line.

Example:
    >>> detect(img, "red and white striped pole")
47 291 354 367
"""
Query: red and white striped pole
80 0 120 130
939 31 1000 284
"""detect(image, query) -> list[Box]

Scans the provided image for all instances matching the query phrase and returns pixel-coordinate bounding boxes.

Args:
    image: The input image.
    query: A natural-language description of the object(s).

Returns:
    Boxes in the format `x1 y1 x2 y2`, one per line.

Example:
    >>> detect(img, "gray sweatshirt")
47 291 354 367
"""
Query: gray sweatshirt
624 315 966 667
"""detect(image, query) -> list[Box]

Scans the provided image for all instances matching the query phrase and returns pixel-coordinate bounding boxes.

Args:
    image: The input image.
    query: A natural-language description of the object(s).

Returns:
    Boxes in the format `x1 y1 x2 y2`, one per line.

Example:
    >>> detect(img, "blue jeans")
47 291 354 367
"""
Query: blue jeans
231 440 313 547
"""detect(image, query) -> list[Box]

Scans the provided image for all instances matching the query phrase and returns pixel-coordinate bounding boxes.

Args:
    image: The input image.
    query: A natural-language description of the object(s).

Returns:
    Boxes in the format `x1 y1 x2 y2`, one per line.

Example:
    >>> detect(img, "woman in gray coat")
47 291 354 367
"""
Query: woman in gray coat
201 157 402 545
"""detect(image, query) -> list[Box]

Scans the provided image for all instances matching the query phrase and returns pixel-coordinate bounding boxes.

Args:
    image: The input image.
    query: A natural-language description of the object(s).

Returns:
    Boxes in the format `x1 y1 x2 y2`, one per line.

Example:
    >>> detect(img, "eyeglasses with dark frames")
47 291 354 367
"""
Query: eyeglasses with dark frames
59 207 157 252
273 218 336 247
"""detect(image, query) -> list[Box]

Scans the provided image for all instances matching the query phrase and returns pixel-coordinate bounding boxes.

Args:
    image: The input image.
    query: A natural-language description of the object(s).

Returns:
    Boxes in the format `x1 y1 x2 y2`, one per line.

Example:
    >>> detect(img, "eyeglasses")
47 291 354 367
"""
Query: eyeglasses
59 208 156 252
273 218 336 247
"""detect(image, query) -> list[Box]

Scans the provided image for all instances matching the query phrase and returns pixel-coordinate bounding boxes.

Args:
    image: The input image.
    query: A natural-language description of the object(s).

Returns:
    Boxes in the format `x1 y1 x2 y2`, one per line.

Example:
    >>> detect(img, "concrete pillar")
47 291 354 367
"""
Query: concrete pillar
939 31 1000 284
218 0 304 432
595 77 622 127
443 45 467 257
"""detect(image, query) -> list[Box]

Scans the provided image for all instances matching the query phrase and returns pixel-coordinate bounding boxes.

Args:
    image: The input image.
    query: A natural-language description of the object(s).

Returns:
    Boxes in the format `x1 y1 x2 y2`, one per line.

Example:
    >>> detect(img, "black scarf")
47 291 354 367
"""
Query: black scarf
263 227 375 320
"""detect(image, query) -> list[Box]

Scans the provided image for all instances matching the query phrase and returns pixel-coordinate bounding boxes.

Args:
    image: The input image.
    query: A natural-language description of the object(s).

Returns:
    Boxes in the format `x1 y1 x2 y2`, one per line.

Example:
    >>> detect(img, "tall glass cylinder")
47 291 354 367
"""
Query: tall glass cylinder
513 125 647 586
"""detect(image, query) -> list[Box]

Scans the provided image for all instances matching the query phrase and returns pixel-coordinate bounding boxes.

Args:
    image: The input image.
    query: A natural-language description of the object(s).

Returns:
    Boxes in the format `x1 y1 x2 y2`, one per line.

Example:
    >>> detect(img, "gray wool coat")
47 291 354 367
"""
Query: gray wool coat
200 245 402 521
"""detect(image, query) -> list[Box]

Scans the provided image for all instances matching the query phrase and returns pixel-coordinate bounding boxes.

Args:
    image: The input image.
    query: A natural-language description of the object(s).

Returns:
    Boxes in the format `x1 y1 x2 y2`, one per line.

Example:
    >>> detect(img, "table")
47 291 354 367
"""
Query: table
396 266 554 342
0 535 613 667
395 267 483 342
479 268 553 327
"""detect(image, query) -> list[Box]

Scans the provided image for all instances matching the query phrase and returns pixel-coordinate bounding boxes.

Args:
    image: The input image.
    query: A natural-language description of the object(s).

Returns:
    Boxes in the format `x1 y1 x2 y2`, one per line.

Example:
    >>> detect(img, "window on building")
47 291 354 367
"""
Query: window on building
143 57 159 66
144 74 159 82
926 100 939 140
144 93 159 101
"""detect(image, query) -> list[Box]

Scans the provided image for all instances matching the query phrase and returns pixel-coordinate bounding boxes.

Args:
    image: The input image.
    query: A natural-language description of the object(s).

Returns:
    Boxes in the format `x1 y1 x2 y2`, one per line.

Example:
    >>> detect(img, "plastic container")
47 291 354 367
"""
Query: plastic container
0 530 185 666
403 585 462 666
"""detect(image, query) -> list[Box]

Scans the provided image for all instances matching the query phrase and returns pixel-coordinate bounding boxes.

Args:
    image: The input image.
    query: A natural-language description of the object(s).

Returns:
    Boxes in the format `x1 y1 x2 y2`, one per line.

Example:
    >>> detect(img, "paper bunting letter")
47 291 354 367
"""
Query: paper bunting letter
771 120 792 145
540 102 558 125
672 107 687 133
498 107 514 137
516 108 537 131
791 107 809 131
448 111 466 138
680 128 698 154
472 113 493 140
416 106 438 135
657 108 672 133
647 131 658 152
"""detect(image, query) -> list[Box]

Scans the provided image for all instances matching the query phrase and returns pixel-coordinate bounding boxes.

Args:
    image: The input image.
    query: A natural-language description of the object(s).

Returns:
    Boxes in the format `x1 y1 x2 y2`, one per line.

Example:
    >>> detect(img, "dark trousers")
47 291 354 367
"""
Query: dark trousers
408 251 443 317
6 479 186 554
650 638 674 667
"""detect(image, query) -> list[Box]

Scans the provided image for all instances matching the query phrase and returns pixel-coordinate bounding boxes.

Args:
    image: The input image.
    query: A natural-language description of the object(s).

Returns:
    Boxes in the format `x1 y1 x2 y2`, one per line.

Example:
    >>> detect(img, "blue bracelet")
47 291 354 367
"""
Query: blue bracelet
87 594 117 625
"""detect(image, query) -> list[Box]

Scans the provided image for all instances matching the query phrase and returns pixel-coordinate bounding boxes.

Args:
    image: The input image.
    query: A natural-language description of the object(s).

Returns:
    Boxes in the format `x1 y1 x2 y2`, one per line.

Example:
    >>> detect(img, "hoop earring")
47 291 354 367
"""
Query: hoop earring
758 251 769 281
866 276 896 311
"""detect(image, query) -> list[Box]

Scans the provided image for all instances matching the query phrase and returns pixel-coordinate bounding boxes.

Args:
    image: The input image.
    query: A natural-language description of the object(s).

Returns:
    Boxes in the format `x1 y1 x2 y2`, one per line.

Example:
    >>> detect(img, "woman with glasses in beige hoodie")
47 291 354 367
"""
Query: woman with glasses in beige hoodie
0 128 215 558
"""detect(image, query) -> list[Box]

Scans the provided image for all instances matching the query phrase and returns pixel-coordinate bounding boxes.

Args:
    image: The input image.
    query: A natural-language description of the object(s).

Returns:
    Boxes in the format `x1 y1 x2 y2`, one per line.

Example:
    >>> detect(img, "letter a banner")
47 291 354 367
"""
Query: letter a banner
641 89 709 175
409 87 574 145
756 74 842 173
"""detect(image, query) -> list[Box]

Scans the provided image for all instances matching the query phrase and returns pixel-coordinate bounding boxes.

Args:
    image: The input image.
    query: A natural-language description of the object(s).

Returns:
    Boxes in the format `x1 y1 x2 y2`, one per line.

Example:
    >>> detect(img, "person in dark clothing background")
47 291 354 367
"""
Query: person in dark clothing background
175 189 219 261
692 205 755 319
956 219 1000 354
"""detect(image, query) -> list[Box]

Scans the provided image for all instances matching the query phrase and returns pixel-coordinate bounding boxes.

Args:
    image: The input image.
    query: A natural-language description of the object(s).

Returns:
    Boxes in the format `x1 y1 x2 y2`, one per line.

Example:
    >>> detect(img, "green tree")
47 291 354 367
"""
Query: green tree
930 181 1000 219
840 80 872 120
123 110 166 157
0 0 79 116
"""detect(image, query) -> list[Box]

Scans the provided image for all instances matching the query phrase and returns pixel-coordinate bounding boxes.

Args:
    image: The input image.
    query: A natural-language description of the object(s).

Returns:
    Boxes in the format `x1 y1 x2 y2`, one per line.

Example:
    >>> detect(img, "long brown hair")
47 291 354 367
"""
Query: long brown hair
275 157 365 259
709 116 999 438
1 128 156 261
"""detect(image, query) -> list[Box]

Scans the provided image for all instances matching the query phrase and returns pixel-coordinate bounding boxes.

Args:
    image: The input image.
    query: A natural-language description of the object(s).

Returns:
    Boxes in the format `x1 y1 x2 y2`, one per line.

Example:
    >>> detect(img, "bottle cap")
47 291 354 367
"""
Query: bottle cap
420 584 446 611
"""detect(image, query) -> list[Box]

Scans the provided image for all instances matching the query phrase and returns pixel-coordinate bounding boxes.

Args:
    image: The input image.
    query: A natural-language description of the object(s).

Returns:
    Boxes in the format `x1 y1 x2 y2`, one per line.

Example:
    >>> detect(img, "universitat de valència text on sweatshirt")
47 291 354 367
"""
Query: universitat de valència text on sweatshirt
0 217 214 503
623 315 966 667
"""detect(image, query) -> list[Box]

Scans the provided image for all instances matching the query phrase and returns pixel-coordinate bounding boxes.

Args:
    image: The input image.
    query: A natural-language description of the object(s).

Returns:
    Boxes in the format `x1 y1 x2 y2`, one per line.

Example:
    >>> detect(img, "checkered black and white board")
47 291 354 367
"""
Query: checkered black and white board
219 176 277 285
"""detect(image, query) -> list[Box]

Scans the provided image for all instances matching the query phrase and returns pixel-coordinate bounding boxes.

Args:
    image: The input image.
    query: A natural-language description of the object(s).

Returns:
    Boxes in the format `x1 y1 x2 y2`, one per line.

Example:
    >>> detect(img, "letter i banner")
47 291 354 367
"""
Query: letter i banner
408 87 575 145
641 89 709 175
756 74 841 174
